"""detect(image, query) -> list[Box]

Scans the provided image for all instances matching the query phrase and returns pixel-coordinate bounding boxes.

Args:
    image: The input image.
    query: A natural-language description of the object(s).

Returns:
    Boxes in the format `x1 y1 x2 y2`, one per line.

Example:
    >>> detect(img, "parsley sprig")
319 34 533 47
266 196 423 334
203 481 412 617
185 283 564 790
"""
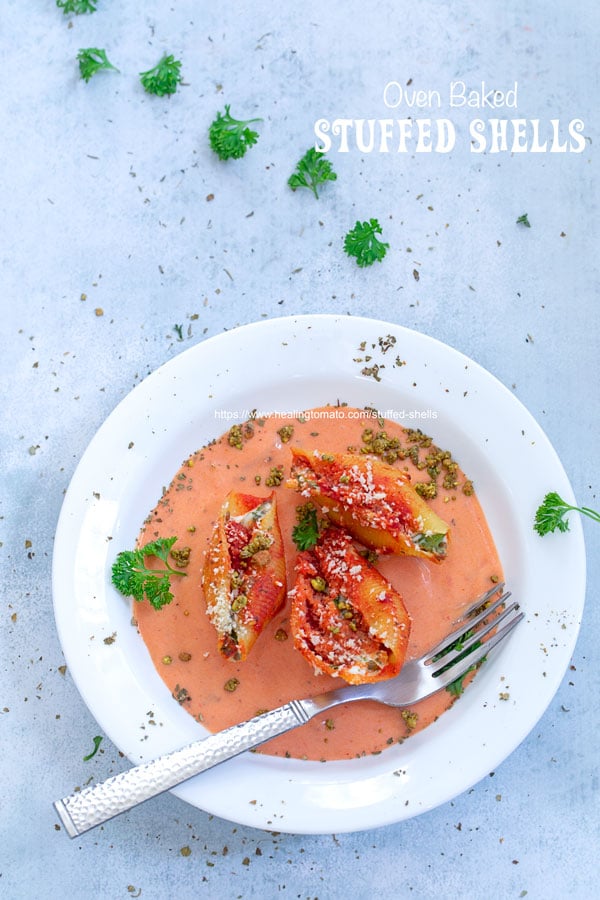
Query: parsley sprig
288 148 337 199
111 537 187 610
446 659 482 697
57 0 97 13
413 532 447 555
209 105 262 160
292 504 320 551
139 54 183 96
343 218 389 267
77 48 119 83
534 492 600 536
433 627 484 697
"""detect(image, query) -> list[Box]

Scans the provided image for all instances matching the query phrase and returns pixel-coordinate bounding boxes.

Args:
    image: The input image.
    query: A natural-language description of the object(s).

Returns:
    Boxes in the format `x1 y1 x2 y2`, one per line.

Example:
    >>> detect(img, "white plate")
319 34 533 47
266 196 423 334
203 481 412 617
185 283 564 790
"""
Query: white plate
52 314 586 834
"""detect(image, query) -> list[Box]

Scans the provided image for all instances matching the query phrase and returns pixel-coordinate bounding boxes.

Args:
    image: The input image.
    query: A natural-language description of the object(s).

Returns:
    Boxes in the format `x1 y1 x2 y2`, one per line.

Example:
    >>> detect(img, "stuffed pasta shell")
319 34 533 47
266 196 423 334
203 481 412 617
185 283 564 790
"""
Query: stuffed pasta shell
202 491 286 660
290 526 411 684
289 448 449 561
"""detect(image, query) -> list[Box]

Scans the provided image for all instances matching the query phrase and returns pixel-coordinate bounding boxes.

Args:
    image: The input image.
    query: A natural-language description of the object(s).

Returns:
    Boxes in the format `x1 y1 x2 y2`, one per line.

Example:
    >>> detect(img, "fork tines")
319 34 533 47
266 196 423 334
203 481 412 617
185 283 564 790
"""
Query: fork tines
427 585 523 682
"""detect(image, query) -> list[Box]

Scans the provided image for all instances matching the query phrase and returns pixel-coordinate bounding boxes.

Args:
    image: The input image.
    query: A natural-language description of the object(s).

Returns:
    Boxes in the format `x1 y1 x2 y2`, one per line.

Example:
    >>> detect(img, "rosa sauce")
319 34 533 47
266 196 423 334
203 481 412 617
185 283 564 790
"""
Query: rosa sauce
134 407 503 761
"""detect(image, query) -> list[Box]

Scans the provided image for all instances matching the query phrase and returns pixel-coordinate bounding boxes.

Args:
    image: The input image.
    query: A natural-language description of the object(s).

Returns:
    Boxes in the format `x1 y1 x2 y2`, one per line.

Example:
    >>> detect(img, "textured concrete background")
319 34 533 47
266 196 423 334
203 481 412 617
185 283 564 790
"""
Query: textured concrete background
1 1 598 898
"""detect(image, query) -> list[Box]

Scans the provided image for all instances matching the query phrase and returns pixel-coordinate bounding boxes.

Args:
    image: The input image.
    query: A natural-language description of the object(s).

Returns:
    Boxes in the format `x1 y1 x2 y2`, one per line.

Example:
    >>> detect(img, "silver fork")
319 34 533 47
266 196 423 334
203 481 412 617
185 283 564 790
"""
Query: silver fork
54 584 522 837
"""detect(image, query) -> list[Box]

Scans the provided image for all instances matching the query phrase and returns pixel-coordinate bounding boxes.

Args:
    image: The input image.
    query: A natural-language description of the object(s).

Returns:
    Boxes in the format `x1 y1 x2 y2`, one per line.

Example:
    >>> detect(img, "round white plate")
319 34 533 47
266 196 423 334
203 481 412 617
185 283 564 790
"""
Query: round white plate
52 314 586 834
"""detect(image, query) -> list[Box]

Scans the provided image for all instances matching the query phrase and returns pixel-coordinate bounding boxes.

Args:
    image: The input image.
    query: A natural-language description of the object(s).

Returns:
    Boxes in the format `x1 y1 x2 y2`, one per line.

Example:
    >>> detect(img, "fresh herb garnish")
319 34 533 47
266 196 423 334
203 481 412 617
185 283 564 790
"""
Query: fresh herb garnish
343 218 389 267
292 503 320 550
139 54 183 96
83 735 103 761
446 662 482 697
516 213 531 228
288 147 337 199
208 105 262 160
432 627 484 697
534 491 600 536
77 48 119 83
111 537 187 610
433 627 476 664
413 532 447 554
57 0 97 14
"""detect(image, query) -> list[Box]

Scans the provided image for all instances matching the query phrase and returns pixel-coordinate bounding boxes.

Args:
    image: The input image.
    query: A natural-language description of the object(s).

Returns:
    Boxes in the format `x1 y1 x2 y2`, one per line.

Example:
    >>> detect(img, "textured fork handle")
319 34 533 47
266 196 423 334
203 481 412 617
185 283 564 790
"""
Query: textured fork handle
54 699 316 838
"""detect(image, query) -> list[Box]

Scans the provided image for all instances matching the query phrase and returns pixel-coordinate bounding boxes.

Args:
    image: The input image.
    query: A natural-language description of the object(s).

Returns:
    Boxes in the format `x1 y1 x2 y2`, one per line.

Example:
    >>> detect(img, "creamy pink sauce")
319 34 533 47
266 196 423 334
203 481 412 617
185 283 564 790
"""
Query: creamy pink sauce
134 408 503 761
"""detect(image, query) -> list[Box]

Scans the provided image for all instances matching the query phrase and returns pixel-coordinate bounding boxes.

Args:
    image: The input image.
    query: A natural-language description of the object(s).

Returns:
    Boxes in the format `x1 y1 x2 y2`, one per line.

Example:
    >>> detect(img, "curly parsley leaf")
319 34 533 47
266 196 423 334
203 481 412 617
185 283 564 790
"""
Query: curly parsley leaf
534 491 600 536
209 105 262 160
139 54 183 96
57 0 97 13
77 48 119 83
429 626 485 697
443 629 485 696
288 147 337 199
111 537 187 610
292 504 320 551
413 532 447 555
516 213 531 228
343 218 389 267
446 661 482 697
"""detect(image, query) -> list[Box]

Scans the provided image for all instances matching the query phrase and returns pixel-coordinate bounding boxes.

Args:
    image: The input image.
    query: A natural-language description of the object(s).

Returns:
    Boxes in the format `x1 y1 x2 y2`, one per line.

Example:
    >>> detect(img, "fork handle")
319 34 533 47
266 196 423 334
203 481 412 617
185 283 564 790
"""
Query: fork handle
54 698 320 838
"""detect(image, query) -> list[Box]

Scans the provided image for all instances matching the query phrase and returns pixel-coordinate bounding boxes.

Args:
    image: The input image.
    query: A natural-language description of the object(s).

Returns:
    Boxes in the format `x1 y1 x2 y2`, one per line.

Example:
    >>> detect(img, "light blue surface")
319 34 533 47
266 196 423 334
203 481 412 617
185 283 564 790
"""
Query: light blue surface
1 2 598 898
